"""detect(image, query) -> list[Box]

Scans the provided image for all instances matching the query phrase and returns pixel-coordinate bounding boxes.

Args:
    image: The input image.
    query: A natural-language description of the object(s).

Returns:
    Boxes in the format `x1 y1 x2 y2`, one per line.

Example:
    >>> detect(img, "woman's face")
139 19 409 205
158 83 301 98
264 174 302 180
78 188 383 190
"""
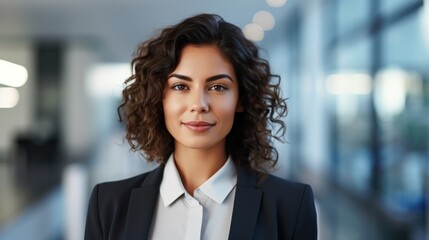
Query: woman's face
163 44 242 151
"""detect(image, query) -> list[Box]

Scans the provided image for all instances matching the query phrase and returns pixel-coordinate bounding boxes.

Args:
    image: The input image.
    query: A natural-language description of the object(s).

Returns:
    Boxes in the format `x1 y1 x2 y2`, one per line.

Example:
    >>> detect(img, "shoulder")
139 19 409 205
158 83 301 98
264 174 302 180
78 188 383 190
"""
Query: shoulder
237 167 313 200
237 167 314 206
261 175 317 239
235 168 317 239
262 173 313 196
92 166 163 203
85 166 164 239
259 173 314 205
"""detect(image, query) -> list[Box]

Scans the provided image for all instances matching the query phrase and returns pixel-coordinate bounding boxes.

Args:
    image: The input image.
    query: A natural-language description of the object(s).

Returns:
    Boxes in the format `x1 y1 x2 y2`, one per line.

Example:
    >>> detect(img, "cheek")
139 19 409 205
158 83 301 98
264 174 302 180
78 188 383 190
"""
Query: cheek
163 95 186 123
216 96 240 118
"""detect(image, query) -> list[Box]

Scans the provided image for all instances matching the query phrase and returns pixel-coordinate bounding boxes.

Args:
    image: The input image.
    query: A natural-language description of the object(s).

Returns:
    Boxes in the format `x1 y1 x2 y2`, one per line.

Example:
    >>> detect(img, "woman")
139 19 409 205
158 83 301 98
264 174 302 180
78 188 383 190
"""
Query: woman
85 13 317 240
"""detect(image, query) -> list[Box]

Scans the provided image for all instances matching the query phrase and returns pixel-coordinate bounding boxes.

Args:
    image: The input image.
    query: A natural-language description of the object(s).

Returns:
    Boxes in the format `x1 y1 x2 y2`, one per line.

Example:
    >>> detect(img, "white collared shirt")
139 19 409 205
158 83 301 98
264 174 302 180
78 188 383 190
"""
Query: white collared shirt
148 154 237 240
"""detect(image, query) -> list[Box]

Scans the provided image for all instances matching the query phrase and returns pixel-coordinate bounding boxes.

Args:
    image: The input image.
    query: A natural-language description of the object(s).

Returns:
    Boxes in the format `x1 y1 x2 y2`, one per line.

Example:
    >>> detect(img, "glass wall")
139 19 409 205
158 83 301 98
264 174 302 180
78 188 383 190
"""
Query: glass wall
378 5 428 220
332 0 428 188
332 0 427 238
286 0 427 239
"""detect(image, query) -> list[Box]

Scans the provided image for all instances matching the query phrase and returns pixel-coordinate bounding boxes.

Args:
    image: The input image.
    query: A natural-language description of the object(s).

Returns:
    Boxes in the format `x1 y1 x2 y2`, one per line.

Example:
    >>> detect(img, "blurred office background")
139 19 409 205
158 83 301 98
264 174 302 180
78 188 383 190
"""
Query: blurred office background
0 0 428 239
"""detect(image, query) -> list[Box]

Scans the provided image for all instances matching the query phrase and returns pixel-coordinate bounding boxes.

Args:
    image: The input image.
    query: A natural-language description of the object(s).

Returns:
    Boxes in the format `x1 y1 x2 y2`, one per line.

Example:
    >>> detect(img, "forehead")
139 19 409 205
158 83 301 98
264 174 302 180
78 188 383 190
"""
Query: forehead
173 44 236 78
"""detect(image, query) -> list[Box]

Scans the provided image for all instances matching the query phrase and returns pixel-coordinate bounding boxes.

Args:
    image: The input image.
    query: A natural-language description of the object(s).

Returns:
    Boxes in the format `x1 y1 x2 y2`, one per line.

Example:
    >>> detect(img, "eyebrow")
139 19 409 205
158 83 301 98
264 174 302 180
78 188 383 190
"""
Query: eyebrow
168 73 233 82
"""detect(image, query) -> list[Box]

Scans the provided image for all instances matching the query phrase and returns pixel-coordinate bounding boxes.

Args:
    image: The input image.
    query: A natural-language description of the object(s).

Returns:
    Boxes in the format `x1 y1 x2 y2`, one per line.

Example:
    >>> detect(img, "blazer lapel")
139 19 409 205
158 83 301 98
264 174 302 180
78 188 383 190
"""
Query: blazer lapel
124 165 164 240
228 167 262 240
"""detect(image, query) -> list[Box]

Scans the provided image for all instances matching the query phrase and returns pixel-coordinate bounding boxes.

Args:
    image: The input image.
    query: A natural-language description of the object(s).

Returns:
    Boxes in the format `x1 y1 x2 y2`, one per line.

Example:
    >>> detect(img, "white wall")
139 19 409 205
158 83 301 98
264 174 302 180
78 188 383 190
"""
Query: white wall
61 41 97 157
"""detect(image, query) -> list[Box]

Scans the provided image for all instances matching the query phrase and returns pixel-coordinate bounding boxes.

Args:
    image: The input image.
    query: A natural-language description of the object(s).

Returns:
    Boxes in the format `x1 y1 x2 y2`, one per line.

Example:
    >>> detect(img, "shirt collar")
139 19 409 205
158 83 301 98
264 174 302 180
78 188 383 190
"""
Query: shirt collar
160 154 185 207
199 155 237 204
159 153 237 207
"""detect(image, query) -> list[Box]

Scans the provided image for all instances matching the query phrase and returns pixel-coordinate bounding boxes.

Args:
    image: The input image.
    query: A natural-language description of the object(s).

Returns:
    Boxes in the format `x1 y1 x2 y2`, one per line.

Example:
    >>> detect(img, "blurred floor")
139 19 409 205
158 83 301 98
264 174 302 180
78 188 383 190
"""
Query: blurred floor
0 186 64 240
0 163 29 226
0 128 157 240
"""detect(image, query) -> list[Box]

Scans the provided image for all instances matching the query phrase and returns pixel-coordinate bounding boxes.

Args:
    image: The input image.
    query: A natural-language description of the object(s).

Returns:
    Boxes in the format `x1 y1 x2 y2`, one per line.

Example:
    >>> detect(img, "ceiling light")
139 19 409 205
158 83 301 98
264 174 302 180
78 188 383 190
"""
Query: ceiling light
0 59 28 87
266 0 288 8
243 23 264 42
326 73 372 95
0 87 20 108
253 11 275 31
374 68 414 118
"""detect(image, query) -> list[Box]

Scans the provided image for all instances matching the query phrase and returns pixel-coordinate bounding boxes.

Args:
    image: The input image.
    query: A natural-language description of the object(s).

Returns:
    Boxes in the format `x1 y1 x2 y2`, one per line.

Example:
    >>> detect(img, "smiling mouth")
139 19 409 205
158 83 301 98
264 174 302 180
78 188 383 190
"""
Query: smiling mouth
182 121 215 132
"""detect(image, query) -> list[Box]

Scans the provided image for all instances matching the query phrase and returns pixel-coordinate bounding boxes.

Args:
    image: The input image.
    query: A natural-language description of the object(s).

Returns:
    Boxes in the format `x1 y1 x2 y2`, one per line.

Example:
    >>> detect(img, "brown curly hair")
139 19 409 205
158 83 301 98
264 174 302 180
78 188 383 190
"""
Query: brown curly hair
118 13 287 172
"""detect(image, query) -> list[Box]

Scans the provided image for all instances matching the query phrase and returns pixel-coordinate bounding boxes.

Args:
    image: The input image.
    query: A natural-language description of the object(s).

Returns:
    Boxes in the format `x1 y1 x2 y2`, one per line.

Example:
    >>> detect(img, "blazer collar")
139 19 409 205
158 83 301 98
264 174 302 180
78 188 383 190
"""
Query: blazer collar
123 165 262 240
228 166 262 240
124 165 165 240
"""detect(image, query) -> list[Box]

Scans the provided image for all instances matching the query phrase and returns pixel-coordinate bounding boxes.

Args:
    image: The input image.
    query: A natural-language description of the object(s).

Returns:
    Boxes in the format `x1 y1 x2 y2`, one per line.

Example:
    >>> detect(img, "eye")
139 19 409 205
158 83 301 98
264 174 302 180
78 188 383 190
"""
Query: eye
172 84 188 91
209 84 227 92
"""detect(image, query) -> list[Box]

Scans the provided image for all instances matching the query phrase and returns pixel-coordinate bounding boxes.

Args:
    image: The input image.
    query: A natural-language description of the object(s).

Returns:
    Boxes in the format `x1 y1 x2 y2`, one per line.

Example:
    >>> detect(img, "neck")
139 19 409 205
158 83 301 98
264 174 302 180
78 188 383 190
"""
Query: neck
173 143 227 195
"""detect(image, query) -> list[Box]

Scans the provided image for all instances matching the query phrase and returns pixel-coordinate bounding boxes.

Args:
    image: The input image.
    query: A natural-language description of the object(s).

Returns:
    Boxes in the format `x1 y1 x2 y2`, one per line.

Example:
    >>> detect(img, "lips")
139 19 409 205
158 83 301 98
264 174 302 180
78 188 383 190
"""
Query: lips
182 121 215 132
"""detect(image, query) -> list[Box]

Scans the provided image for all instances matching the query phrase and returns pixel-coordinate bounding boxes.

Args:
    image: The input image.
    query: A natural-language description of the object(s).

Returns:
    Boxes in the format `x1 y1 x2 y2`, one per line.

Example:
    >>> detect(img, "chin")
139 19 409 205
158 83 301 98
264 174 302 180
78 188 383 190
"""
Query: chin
178 139 223 150
184 143 216 150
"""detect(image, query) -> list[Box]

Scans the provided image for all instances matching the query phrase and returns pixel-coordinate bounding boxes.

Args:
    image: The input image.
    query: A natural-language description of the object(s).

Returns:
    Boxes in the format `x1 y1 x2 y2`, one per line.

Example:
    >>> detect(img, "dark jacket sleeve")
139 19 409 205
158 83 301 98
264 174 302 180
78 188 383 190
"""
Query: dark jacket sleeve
292 185 317 240
85 184 103 240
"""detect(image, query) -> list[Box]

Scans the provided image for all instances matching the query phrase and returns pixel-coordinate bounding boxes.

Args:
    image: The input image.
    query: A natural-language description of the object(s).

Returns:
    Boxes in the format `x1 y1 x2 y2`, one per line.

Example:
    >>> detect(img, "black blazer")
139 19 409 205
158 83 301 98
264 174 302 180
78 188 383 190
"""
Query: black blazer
85 165 317 240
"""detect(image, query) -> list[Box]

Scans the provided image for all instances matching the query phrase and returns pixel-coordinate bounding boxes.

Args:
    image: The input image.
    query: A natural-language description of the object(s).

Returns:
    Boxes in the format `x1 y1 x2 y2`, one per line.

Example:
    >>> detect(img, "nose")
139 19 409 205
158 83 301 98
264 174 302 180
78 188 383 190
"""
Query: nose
190 89 209 113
